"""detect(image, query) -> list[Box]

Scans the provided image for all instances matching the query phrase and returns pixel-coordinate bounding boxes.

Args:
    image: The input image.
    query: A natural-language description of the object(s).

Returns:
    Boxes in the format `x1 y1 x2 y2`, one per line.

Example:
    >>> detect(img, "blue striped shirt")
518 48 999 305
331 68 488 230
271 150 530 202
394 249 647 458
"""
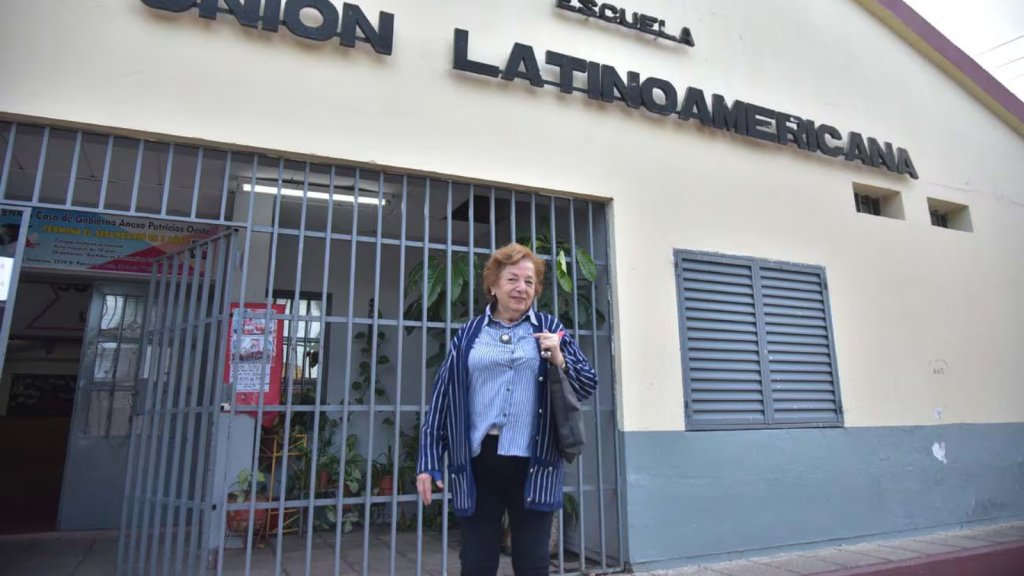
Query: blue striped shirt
467 307 541 458
418 310 599 515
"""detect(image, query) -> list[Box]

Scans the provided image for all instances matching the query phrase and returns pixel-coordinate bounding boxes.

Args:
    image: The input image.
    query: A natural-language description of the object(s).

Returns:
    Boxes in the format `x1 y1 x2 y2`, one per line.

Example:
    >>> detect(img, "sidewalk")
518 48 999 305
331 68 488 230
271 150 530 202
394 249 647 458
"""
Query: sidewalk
1 521 1020 575
636 520 1024 576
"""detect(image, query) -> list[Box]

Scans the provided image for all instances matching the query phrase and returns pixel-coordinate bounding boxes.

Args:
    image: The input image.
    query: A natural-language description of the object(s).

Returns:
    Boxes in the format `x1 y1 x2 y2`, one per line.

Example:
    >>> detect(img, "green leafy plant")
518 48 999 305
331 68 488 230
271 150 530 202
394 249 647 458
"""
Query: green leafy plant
397 416 421 494
342 433 366 495
323 505 362 534
313 432 367 533
226 468 269 536
403 253 484 327
229 468 266 502
562 492 579 528
516 231 604 330
402 225 606 372
352 298 392 409
372 446 396 492
316 415 341 490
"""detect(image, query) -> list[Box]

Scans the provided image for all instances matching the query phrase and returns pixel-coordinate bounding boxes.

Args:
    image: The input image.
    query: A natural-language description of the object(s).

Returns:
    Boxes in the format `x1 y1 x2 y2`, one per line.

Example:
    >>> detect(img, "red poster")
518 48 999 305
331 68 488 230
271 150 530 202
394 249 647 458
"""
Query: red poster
224 303 285 427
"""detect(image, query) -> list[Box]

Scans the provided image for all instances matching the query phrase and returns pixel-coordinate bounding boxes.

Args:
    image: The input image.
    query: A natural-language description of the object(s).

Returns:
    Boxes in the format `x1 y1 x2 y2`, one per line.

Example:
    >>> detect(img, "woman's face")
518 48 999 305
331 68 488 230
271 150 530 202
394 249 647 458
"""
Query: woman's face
491 258 537 320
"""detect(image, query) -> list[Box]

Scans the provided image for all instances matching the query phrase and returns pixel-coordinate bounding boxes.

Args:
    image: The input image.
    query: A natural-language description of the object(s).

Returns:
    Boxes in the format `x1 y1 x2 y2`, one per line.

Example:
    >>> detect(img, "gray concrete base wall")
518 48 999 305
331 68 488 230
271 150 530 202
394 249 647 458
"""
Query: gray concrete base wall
622 423 1024 567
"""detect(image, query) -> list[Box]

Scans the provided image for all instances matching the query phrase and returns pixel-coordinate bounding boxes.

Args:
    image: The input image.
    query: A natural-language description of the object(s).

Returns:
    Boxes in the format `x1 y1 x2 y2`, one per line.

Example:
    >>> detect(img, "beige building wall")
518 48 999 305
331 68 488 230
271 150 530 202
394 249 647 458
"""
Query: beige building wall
1 0 1022 432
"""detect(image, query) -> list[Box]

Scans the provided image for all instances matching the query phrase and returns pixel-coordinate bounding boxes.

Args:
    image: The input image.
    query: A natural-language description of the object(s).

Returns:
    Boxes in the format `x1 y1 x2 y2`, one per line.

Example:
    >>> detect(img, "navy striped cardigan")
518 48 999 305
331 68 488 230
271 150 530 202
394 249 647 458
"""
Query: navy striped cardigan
417 310 598 515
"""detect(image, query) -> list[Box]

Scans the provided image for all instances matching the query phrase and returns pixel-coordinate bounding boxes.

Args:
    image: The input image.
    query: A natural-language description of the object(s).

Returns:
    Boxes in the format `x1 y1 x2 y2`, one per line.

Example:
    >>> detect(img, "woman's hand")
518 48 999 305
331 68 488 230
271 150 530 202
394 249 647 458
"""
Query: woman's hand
534 331 565 370
416 473 444 505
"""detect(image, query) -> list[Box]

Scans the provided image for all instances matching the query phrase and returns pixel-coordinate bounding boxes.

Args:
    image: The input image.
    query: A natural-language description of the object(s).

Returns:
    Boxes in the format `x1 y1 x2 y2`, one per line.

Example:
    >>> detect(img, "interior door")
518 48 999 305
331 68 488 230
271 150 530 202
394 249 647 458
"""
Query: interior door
58 282 148 530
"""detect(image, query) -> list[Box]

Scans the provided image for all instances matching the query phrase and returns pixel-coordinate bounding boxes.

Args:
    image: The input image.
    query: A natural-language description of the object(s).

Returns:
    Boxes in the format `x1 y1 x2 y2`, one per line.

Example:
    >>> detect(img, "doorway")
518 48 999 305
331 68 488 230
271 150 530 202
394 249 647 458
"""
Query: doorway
0 269 145 534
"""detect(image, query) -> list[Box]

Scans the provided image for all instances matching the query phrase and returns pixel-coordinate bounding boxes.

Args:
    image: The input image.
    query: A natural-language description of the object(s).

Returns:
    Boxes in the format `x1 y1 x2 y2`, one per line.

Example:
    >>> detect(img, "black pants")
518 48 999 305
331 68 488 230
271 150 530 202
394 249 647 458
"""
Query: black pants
460 435 553 576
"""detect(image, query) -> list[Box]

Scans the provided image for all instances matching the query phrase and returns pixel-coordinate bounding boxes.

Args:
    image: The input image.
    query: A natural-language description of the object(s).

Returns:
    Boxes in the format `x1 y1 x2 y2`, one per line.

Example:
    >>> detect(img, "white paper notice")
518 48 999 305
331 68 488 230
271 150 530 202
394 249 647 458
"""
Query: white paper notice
0 257 13 301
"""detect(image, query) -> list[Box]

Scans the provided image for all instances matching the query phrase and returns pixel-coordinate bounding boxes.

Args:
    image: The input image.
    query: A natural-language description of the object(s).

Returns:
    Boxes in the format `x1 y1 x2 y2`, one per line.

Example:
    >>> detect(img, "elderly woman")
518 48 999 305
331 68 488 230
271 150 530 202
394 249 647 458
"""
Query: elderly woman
417 242 598 576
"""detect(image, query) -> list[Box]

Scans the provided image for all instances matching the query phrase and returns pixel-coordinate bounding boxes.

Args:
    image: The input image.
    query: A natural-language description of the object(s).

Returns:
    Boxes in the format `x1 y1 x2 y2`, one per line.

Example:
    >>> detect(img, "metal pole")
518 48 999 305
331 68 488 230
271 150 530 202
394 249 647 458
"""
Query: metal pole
160 143 175 216
31 126 50 204
359 172 386 576
187 233 230 575
468 184 476 317
606 202 627 571
170 239 213 575
267 159 293 576
568 199 586 572
150 249 191 576
440 181 453 574
137 251 179 575
414 179 430 576
510 189 516 244
205 232 238 575
98 135 114 210
190 147 205 219
308 165 336 574
334 168 361 576
549 196 565 576
129 140 144 213
388 175 408 576
65 130 82 206
588 201 608 569
126 253 171 575
219 151 232 223
489 187 496 253
116 261 159 576
161 245 199 574
215 155 260 576
286 161 322 576
0 122 17 199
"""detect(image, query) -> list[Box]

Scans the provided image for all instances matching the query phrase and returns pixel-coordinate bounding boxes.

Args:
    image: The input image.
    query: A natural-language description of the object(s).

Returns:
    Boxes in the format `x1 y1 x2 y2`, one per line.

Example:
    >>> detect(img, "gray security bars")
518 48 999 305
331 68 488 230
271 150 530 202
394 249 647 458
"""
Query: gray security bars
0 120 622 575
118 231 238 576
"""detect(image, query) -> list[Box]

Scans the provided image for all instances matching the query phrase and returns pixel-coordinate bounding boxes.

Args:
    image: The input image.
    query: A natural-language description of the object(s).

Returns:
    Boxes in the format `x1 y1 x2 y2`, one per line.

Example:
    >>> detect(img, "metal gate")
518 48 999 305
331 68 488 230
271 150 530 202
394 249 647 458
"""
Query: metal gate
1 120 623 575
117 231 240 575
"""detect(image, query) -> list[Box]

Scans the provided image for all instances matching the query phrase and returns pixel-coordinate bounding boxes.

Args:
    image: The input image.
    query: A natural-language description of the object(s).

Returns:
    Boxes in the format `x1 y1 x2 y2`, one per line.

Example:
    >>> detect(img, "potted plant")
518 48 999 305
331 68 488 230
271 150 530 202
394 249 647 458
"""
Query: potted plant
226 468 268 536
342 434 366 508
373 446 396 497
318 450 340 491
315 415 342 491
548 492 580 554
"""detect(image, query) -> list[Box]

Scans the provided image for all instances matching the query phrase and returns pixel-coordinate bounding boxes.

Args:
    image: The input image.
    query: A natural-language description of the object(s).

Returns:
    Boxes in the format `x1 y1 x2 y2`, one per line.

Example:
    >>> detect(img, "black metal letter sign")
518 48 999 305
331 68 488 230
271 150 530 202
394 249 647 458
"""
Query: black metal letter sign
141 0 395 55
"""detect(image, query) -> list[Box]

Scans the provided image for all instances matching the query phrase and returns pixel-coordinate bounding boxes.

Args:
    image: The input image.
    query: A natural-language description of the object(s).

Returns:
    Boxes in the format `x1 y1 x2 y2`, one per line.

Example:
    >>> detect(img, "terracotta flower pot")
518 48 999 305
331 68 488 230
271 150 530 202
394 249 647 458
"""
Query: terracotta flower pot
378 475 393 497
226 495 269 535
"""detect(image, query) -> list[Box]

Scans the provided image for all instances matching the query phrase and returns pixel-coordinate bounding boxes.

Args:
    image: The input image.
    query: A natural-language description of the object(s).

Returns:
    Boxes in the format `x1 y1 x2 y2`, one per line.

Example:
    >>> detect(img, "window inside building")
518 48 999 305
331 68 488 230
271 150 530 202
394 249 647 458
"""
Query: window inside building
674 250 843 430
854 192 881 216
271 291 329 389
85 292 145 437
926 197 972 232
852 183 905 220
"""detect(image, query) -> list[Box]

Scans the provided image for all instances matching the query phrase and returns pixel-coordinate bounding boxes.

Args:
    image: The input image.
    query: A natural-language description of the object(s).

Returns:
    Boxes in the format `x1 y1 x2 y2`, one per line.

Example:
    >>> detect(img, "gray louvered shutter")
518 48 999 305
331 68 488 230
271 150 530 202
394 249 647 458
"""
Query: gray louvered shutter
677 251 842 429
676 254 767 428
758 264 842 425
